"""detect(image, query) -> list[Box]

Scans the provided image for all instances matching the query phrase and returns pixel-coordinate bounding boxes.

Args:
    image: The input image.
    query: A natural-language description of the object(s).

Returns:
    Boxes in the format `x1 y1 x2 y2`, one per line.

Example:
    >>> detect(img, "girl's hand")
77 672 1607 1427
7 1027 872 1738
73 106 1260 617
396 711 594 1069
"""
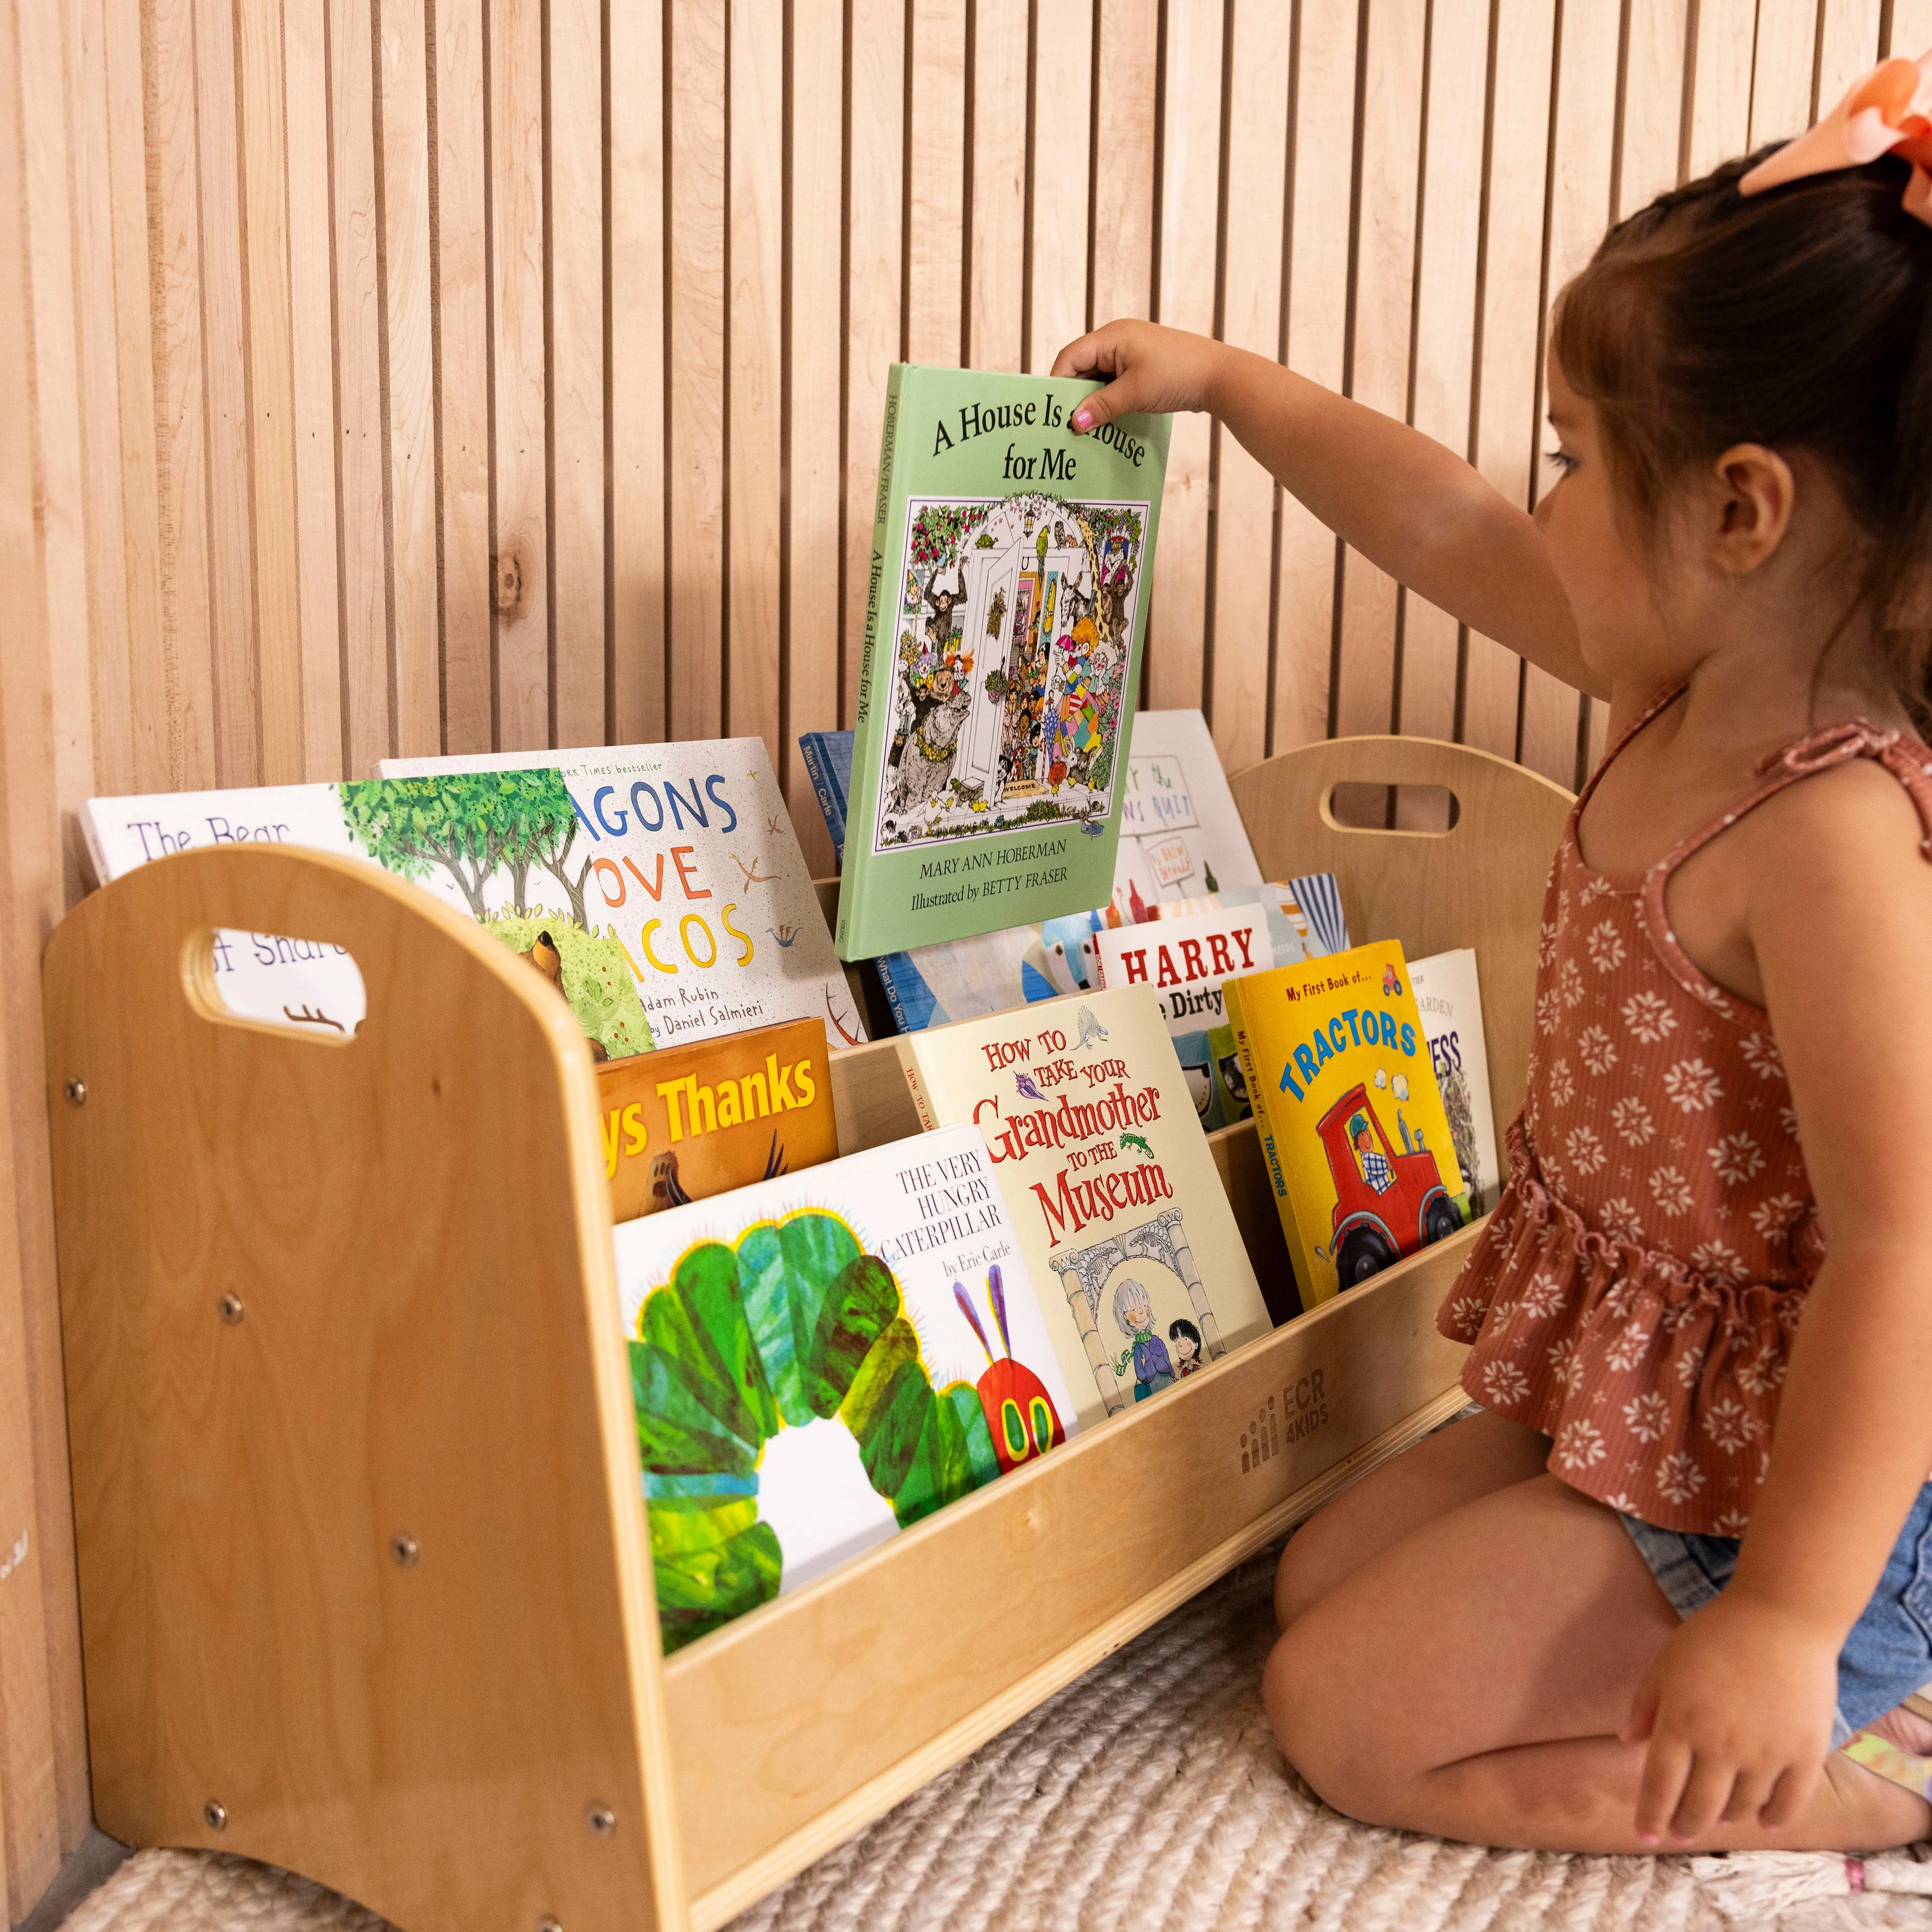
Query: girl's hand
1621 1592 1840 1842
1050 321 1229 433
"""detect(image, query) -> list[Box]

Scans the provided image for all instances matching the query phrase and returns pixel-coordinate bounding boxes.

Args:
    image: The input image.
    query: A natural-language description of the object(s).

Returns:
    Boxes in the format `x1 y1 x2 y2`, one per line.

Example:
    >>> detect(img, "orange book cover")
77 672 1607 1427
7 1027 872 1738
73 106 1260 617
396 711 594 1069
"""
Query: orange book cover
594 1016 838 1221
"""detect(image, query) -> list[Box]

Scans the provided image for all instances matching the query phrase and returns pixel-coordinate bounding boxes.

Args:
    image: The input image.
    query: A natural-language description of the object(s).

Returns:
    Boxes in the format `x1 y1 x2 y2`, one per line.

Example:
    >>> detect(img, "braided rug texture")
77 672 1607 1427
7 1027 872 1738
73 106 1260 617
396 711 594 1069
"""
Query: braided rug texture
56 1557 1932 1932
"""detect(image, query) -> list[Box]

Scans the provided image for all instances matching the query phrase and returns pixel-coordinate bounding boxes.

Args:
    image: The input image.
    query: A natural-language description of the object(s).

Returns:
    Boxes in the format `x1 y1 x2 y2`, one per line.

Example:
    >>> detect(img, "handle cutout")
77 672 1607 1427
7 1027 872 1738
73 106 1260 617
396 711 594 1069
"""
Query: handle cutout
1325 783 1461 834
184 926 368 1041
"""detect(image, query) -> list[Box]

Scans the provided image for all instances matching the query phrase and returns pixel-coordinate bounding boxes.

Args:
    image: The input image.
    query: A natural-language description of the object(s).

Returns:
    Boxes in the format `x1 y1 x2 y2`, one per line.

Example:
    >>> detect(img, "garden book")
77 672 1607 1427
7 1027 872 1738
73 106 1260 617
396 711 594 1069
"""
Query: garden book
595 1016 838 1222
894 983 1272 1430
612 1121 1077 1651
377 739 863 1050
1091 900 1277 1132
837 364 1172 961
1408 948 1499 1218
1227 940 1468 1310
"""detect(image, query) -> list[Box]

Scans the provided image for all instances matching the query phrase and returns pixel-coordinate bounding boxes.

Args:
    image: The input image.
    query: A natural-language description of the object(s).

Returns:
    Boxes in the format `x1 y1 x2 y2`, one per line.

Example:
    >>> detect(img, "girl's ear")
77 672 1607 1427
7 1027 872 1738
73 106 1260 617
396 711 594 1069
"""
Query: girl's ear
1705 442 1796 576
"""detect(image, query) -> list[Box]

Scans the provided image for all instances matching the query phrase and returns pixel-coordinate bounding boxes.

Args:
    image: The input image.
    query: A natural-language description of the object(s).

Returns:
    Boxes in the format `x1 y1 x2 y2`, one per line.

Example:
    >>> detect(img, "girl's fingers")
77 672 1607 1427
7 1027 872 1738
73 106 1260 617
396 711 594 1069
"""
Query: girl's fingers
1719 1766 1779 1825
1634 1734 1693 1842
1669 1753 1741 1843
1620 1678 1660 1747
1068 377 1140 436
1049 330 1119 380
1759 1758 1818 1831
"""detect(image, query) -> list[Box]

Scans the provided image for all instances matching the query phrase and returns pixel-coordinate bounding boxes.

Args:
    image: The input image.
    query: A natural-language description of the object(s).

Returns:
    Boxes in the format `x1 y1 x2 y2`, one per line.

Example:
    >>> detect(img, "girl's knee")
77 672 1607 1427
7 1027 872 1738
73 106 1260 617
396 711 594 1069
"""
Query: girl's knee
1262 1617 1396 1825
1273 1507 1347 1630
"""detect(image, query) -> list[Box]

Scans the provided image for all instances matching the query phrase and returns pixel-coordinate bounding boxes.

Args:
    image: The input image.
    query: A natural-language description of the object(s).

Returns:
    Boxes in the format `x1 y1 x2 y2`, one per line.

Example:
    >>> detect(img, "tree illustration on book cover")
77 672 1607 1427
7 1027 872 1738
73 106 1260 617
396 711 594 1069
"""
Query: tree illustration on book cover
875 490 1147 853
339 769 653 1058
630 1209 1064 1651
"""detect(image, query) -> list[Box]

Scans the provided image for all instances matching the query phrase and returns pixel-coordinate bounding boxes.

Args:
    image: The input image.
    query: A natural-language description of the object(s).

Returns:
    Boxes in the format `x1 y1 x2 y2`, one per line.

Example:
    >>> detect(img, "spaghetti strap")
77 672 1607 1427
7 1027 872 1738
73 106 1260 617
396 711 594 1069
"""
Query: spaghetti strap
1572 683 1688 820
1642 716 1932 1010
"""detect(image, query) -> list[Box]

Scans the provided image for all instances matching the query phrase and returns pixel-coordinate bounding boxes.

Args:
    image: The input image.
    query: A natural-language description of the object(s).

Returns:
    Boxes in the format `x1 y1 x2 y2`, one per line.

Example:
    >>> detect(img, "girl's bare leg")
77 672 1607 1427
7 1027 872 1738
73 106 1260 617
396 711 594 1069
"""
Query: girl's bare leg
1275 1411 1551 1628
1265 1473 1932 1853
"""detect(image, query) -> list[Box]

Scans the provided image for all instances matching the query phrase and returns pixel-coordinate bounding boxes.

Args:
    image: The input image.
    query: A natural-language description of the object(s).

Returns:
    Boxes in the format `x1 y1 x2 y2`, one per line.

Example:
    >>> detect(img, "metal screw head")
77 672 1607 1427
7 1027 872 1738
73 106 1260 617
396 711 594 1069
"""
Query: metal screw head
390 1533 419 1569
204 1799 227 1831
587 1804 616 1837
63 1079 85 1106
217 1293 244 1325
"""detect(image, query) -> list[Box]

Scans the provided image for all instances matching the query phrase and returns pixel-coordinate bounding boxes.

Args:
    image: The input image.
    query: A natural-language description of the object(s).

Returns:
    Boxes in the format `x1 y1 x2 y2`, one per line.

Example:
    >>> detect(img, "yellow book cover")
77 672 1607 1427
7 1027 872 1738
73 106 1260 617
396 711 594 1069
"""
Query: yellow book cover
1234 940 1468 1306
594 1016 838 1222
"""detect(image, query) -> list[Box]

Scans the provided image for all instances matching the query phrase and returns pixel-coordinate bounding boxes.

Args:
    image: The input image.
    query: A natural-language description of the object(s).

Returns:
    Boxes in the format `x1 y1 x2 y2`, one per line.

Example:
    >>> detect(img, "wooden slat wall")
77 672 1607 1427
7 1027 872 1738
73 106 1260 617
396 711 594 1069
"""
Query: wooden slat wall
0 0 1887 1913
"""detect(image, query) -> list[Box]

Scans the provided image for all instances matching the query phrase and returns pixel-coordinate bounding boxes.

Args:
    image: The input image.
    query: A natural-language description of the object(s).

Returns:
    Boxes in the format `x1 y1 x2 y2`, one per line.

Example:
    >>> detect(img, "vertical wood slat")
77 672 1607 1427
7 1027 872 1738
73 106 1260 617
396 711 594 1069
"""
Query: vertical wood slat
1886 0 1932 55
380 0 441 759
435 0 493 757
1818 0 1884 106
1272 1 1358 759
1089 0 1160 329
1331 0 1425 746
1026 0 1093 371
842 0 904 729
906 0 967 368
788 0 845 874
1145 0 1222 717
549 0 607 749
667 0 725 741
283 0 345 781
1750 0 1822 149
1618 0 1691 217
727 0 782 764
1684 0 1757 179
967 0 1027 374
489 0 548 752
609 0 668 748
1400 0 1491 752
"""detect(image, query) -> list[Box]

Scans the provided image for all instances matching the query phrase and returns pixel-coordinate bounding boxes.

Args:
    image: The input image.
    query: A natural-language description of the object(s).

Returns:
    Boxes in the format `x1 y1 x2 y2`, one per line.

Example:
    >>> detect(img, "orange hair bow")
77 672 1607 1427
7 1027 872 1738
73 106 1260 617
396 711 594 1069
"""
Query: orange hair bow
1740 50 1932 221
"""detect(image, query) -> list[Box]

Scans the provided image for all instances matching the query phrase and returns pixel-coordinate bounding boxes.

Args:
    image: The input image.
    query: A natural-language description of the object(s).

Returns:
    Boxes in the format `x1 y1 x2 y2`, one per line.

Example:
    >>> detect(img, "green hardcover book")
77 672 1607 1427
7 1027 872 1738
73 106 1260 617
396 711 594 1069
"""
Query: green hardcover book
838 364 1171 962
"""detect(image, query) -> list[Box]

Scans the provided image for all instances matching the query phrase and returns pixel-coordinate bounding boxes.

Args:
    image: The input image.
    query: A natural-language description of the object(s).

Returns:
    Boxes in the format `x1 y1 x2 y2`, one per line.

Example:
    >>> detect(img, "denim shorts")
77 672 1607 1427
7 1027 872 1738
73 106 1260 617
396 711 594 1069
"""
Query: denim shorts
1621 1482 1932 1745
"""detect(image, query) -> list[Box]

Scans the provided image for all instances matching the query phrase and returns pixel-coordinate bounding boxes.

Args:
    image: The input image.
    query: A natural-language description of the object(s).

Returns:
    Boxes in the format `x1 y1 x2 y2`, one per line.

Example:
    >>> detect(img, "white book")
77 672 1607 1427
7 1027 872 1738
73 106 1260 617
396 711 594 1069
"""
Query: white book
1408 948 1500 1217
80 741 864 1055
1106 710 1263 920
613 1122 1077 1649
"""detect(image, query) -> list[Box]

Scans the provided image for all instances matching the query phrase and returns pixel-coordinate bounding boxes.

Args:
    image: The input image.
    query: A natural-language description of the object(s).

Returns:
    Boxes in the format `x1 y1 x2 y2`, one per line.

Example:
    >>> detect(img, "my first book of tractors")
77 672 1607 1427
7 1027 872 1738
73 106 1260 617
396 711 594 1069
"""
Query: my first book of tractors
838 365 1171 961
1228 940 1469 1309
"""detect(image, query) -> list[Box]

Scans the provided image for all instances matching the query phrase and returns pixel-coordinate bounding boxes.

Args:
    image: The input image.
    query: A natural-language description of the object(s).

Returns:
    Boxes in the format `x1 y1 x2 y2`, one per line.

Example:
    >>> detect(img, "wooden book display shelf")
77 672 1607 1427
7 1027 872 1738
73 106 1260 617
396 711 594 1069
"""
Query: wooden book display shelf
42 735 1571 1932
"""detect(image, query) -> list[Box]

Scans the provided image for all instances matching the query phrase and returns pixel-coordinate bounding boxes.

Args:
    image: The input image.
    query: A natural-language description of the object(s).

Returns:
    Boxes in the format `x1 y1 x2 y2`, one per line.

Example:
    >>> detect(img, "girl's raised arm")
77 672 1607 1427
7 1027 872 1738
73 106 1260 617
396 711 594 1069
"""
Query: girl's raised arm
1052 321 1605 702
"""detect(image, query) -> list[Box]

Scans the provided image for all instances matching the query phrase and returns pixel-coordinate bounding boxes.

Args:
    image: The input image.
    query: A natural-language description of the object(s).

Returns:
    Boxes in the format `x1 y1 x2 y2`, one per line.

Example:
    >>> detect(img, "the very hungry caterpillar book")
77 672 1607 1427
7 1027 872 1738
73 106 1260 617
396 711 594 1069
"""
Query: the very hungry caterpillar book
838 366 1171 961
895 983 1271 1430
1228 940 1468 1309
612 1122 1075 1651
596 1016 837 1222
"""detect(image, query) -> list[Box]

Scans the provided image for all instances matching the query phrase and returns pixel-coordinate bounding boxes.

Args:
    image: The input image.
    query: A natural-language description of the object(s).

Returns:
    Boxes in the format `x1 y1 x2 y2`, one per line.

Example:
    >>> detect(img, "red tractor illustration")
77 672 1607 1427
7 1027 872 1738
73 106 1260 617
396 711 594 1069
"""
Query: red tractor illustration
1314 1082 1462 1289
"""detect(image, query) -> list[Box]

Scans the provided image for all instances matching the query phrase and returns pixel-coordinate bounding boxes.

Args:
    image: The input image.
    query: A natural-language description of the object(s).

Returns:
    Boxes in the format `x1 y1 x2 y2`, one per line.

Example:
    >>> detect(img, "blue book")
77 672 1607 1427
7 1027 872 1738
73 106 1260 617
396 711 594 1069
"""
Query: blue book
797 730 854 868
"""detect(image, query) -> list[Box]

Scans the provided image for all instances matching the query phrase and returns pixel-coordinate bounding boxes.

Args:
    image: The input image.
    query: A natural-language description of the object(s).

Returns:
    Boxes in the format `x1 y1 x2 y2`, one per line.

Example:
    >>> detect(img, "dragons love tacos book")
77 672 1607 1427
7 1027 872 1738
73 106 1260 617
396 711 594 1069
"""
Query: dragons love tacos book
837 366 1171 961
895 983 1273 1430
612 1122 1076 1651
1228 940 1469 1310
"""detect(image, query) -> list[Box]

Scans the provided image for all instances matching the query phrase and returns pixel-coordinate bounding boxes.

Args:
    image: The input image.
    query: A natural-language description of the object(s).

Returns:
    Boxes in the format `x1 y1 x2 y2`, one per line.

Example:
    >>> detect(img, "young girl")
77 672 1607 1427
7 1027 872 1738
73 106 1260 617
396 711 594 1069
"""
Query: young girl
1054 67 1932 1857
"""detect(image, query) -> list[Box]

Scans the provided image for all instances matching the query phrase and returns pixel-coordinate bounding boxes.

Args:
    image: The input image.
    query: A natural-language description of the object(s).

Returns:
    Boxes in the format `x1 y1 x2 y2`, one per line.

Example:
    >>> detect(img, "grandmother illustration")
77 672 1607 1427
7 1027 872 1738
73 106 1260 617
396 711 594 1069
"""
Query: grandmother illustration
1111 1276 1176 1403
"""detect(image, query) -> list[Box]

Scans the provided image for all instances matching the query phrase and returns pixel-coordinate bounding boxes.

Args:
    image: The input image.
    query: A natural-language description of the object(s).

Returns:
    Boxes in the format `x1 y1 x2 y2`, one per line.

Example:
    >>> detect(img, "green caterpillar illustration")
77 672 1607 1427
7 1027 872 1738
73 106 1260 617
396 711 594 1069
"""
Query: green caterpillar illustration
632 1208 1013 1652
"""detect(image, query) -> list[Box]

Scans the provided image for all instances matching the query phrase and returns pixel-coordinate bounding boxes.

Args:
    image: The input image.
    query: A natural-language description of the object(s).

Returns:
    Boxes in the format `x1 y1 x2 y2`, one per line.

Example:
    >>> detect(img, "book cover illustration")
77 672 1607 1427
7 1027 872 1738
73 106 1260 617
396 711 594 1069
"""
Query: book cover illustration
1408 948 1500 1218
612 1122 1076 1650
596 1016 838 1222
839 367 1170 960
896 983 1271 1429
1105 710 1262 921
1092 901 1277 1131
1230 940 1468 1308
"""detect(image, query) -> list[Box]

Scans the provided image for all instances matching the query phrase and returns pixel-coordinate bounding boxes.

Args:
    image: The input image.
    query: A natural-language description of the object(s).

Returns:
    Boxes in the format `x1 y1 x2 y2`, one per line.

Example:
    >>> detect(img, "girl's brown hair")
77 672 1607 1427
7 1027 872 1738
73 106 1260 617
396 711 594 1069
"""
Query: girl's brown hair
1552 149 1932 718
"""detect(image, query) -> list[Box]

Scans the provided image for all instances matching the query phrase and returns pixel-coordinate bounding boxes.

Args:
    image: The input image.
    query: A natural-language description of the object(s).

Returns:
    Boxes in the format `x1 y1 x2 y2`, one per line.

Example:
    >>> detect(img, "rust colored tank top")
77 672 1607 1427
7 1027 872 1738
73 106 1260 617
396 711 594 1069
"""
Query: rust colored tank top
1439 686 1932 1532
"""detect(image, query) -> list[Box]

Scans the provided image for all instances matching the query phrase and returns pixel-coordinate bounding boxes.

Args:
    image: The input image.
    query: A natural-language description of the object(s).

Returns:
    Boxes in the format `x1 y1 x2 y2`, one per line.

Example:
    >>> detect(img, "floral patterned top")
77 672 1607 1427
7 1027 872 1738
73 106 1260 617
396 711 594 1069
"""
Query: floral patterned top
1438 687 1932 1532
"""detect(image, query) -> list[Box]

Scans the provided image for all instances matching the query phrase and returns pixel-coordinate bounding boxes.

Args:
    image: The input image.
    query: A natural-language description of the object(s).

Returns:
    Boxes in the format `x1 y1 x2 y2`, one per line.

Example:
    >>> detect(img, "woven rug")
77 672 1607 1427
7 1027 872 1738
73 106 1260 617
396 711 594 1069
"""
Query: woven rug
53 1555 1932 1932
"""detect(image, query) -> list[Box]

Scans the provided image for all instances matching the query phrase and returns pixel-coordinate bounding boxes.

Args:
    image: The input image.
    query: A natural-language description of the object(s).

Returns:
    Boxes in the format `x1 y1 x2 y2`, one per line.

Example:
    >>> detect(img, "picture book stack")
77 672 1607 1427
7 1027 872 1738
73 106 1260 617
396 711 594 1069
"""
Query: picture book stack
1227 941 1470 1307
81 740 863 1059
837 366 1171 960
896 983 1276 1423
613 1123 1076 1649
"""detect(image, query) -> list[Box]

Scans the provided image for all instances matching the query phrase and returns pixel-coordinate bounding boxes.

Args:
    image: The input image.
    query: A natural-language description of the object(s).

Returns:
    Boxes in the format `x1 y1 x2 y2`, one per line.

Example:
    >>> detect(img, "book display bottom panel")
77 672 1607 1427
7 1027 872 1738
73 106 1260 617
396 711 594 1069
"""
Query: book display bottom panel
42 734 1573 1932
